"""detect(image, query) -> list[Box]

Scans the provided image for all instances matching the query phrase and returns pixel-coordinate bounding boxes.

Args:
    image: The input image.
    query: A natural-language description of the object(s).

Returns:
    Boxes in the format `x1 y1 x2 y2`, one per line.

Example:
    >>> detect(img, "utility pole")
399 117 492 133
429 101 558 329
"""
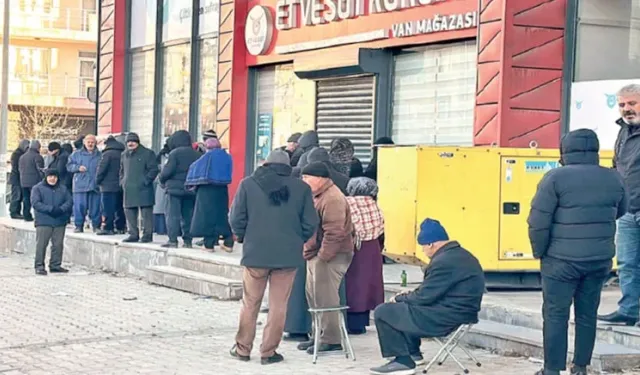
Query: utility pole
0 0 10 217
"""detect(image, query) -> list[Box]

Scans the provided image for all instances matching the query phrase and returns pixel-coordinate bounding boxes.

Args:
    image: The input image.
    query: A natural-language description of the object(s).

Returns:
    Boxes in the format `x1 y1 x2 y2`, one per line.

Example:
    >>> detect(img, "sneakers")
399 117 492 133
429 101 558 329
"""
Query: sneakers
220 239 234 253
411 354 425 366
370 360 416 374
49 267 69 273
229 345 250 362
597 311 637 326
261 352 284 365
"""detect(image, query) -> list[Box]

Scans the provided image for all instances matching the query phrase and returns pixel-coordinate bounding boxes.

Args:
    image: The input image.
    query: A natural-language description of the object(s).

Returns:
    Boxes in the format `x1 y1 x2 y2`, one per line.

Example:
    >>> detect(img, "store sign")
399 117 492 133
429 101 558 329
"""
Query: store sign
276 0 448 30
245 5 274 56
391 11 477 38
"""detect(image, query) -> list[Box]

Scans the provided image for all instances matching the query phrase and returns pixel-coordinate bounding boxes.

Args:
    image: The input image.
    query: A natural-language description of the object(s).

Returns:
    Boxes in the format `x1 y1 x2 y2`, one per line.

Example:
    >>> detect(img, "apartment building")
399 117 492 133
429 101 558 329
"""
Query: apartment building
4 0 97 150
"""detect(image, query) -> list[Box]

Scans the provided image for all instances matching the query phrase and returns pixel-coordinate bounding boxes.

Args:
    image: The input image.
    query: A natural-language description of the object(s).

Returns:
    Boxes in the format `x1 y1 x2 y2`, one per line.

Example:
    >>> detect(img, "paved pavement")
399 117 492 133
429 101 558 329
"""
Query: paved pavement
0 254 599 375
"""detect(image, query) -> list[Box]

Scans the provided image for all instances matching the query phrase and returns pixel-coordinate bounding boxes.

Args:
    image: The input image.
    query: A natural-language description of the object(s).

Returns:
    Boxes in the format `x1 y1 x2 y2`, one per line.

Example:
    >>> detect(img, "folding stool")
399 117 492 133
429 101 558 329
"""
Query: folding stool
423 323 482 374
308 305 356 364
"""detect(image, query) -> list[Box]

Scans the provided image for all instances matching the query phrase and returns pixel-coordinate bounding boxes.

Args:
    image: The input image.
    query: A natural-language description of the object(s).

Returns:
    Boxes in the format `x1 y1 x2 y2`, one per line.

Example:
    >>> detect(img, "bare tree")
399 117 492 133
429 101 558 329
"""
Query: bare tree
9 105 83 144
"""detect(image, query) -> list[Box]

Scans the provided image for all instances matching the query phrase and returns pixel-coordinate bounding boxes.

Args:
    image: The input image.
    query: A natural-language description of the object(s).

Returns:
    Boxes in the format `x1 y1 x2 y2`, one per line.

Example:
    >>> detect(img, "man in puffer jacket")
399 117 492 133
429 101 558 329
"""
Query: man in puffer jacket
67 134 102 233
18 140 45 222
527 129 627 375
159 130 201 248
96 136 126 235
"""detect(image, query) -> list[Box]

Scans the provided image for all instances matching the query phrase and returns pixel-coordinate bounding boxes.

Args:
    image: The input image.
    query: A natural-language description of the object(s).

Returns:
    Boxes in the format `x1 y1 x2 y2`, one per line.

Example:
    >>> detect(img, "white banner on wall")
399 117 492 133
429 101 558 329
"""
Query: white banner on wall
570 79 640 150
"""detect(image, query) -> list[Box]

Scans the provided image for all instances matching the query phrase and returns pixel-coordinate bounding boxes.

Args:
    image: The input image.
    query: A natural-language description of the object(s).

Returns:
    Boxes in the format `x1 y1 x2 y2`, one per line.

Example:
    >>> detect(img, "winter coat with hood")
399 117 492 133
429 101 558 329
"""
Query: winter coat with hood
159 130 201 196
67 145 102 193
10 140 30 185
527 129 628 262
31 177 73 227
46 149 70 188
120 143 158 208
96 137 126 193
230 162 319 269
18 141 45 188
295 130 320 169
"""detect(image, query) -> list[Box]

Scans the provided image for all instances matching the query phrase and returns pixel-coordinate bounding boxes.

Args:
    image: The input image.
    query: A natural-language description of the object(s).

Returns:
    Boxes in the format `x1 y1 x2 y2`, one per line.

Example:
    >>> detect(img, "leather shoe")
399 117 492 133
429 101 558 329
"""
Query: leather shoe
283 333 309 342
49 267 69 273
597 311 637 326
306 343 342 355
297 340 314 351
140 236 153 243
122 236 139 243
570 365 587 375
35 268 48 276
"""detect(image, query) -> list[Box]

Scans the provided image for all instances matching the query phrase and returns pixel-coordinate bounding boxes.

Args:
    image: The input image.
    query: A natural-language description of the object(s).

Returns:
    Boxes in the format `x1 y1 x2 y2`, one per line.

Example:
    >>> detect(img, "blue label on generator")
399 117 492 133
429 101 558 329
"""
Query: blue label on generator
524 161 559 173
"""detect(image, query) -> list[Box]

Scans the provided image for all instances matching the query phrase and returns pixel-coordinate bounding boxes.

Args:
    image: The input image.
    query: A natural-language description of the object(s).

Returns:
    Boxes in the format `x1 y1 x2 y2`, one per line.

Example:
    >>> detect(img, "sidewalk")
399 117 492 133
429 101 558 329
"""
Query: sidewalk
0 254 548 375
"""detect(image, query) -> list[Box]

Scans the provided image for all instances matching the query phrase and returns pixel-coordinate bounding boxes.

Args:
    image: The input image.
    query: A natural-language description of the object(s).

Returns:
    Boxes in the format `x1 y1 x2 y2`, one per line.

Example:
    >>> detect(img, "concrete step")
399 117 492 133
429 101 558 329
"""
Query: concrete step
466 320 640 373
146 265 242 301
167 248 243 280
480 302 640 350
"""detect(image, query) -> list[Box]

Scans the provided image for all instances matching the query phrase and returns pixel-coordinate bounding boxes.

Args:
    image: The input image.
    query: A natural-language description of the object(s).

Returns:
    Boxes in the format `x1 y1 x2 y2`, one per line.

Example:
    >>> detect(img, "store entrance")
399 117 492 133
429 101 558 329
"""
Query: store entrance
315 75 376 165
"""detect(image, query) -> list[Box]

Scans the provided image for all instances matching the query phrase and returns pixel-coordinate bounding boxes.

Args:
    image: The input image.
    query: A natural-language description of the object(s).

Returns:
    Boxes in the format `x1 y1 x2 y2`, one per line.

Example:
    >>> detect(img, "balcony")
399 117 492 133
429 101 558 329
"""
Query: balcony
9 8 98 43
8 73 95 110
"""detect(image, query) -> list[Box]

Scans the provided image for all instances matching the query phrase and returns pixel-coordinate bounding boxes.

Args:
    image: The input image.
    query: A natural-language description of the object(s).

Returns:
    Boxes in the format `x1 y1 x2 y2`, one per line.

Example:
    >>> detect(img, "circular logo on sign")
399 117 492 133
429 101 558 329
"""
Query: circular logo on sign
245 5 273 56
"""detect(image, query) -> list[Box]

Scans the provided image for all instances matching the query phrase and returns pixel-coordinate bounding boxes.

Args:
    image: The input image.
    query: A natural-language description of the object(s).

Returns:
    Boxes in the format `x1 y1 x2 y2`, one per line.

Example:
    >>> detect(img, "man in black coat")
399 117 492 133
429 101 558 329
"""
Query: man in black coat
370 218 484 375
9 139 30 219
120 133 158 243
31 168 73 275
96 136 126 235
159 130 201 248
18 140 45 222
229 150 319 364
45 142 70 194
527 129 627 375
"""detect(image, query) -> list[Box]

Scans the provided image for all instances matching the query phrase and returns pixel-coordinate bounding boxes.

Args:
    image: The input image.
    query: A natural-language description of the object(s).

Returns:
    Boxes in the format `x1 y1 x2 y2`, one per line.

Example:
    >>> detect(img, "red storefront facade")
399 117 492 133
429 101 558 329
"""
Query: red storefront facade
98 0 571 190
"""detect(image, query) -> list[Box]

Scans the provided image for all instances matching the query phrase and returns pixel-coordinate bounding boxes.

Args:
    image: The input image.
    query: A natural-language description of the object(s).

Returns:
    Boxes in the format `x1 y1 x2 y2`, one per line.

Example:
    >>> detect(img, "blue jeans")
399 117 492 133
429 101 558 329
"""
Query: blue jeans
73 191 101 229
617 213 640 318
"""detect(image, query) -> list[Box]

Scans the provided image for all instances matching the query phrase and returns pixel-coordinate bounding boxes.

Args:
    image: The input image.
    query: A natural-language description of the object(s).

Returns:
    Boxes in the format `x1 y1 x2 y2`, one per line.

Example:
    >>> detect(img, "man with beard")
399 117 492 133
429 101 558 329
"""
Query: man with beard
599 84 640 326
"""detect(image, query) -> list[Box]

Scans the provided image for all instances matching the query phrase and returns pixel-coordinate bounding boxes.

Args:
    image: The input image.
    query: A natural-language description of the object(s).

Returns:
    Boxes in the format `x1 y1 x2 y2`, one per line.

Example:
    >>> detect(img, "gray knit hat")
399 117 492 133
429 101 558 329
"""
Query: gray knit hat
265 150 290 165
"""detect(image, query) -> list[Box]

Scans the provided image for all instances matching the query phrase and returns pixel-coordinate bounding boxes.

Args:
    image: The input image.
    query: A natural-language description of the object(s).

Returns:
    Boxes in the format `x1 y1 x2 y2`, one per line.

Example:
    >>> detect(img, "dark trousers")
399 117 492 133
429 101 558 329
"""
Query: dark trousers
124 206 153 239
101 192 126 231
35 226 66 269
166 194 195 243
374 302 423 358
541 257 612 372
22 187 33 220
9 184 23 217
73 191 101 228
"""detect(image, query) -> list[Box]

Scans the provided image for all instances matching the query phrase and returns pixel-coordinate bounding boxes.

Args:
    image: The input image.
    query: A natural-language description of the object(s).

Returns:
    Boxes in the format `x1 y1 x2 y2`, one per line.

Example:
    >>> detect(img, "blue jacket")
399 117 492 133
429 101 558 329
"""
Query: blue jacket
185 148 233 187
31 180 73 227
67 148 102 193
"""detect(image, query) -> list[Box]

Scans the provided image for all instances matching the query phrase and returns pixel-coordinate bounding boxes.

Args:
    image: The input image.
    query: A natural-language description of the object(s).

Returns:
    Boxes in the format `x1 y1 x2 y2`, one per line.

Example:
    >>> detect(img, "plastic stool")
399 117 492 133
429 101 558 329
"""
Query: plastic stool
308 305 356 364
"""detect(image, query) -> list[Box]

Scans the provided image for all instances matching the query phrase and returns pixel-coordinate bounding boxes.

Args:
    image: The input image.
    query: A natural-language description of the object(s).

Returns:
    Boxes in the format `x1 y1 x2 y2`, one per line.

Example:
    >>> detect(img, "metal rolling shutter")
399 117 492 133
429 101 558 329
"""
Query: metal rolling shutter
315 76 375 165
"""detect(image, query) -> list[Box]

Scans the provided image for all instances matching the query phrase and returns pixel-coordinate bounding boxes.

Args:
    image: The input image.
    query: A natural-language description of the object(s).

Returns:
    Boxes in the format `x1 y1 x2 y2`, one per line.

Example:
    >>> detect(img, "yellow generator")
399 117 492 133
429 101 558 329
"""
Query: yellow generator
378 145 614 288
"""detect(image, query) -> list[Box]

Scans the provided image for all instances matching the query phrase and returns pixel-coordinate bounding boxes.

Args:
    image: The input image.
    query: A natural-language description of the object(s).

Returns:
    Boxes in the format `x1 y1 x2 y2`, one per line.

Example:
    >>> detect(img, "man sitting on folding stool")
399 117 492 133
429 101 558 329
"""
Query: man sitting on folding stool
370 218 485 375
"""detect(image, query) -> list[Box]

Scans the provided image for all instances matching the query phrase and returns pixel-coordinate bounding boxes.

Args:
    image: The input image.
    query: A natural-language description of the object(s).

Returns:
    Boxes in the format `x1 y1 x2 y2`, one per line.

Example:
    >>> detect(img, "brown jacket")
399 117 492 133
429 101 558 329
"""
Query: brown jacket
304 180 355 261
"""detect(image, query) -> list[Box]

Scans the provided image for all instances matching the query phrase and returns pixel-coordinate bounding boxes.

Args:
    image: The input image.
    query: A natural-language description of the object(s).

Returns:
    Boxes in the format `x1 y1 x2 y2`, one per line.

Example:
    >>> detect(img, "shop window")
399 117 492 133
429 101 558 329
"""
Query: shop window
199 0 220 37
130 0 157 49
392 40 477 146
129 50 155 147
197 38 218 142
252 65 315 167
574 0 640 81
161 43 191 138
162 0 193 42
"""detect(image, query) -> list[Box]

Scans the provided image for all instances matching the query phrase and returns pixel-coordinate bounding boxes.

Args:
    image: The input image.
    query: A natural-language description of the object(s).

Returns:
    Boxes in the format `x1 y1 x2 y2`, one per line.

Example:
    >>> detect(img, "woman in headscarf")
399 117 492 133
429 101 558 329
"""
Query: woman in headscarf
344 177 385 334
154 141 171 235
329 137 355 176
364 136 394 181
186 137 234 251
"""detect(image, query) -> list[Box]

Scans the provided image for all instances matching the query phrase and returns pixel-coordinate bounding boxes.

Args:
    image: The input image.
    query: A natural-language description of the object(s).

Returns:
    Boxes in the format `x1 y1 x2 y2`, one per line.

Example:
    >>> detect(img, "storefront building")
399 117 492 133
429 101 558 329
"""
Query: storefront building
98 0 640 188
230 0 574 178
